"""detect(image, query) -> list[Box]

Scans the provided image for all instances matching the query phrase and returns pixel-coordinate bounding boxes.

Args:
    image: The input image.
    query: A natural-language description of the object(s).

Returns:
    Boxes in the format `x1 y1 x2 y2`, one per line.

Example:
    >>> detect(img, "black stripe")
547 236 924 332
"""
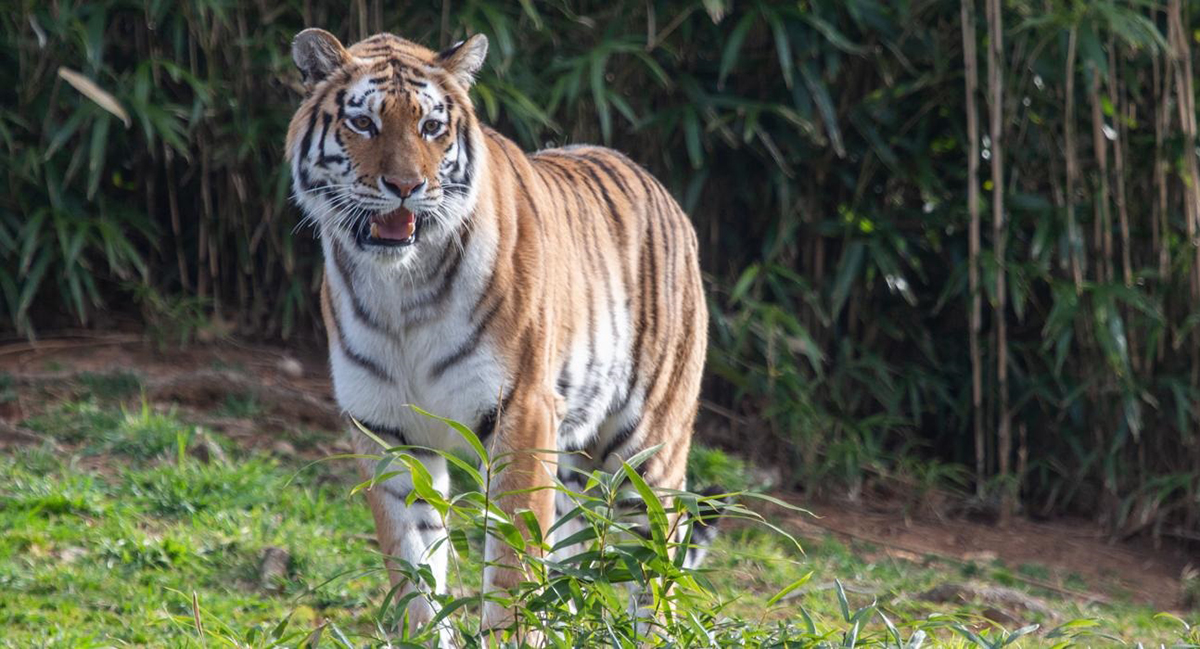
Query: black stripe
297 164 315 192
533 161 572 229
570 160 625 253
614 497 649 515
327 300 392 382
628 168 662 399
580 155 634 251
556 467 587 488
568 163 624 372
380 482 411 501
556 366 572 401
664 247 702 396
496 141 546 230
298 108 321 160
471 264 502 321
599 420 638 463
479 390 513 448
560 162 608 446
457 124 476 187
359 419 411 446
437 40 466 61
427 298 503 380
399 223 471 321
356 419 438 456
416 519 444 532
580 152 635 199
335 89 347 118
659 192 680 326
317 113 333 163
475 407 498 447
639 188 673 401
577 158 635 313
331 239 389 335
576 163 621 231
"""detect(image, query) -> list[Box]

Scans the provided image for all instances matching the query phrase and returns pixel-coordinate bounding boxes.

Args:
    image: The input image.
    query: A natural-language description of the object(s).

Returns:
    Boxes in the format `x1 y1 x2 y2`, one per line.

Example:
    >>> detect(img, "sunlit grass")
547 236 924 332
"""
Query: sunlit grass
0 400 1192 647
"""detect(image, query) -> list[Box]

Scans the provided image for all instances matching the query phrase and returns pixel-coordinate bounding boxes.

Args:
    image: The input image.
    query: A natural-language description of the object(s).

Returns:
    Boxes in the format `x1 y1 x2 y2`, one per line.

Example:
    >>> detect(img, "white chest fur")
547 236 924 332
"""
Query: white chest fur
323 231 506 451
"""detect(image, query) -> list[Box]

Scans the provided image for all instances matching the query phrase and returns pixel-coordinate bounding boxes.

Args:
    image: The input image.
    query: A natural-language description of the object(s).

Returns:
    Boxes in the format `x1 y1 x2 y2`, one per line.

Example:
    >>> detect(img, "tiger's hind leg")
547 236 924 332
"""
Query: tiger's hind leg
598 331 712 633
679 485 724 570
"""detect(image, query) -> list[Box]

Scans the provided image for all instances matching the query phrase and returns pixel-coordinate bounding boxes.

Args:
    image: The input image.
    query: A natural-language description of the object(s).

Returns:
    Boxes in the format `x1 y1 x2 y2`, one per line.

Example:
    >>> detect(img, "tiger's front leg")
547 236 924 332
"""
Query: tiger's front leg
353 434 452 640
480 388 558 633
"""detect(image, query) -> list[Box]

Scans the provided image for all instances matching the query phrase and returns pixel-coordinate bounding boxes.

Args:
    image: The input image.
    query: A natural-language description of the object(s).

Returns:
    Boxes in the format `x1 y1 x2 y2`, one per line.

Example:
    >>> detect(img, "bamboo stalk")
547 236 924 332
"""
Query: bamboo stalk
1107 45 1132 290
1152 41 1168 364
986 0 1011 525
1169 0 1200 299
1064 27 1083 293
961 0 985 498
355 0 368 41
1106 39 1139 376
1088 65 1112 284
441 0 452 49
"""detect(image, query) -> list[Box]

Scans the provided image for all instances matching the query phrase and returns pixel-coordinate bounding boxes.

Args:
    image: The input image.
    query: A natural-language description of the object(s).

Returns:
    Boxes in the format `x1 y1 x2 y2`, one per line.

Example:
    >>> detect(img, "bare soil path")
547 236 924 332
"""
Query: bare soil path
1 335 1191 613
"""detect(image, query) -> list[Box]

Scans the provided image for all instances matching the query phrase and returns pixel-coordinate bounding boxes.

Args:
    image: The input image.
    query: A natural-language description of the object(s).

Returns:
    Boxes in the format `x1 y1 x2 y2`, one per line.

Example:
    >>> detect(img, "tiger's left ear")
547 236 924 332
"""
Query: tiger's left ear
437 34 488 87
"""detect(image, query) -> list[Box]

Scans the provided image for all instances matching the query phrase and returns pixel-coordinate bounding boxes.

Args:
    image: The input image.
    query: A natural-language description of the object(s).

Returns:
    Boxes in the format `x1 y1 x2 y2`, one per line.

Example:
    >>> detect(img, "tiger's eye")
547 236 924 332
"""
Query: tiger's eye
421 120 443 136
349 115 373 131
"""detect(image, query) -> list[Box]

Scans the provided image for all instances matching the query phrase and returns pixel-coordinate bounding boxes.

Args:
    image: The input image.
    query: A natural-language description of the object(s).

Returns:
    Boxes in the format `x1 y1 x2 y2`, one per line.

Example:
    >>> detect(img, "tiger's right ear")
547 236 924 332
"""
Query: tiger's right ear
292 28 349 89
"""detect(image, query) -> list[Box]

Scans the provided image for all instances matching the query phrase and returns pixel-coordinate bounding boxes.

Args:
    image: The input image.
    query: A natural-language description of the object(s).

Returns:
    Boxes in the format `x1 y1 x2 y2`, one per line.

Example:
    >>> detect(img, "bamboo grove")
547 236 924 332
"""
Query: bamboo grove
2 1 1199 543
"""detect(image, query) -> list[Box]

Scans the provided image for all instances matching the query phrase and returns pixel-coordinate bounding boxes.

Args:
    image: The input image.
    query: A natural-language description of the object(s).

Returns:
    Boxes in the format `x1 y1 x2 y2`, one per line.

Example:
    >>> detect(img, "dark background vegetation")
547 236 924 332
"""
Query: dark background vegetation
3 0 1199 546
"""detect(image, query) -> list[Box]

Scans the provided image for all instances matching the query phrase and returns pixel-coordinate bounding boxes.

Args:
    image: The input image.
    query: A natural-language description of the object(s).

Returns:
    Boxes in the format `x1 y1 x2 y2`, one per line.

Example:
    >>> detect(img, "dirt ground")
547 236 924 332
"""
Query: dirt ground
0 334 1192 613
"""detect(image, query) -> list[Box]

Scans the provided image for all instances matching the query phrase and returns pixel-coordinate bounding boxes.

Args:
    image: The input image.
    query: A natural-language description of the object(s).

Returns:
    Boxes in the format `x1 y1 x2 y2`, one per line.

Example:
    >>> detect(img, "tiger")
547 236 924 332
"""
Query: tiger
286 27 713 635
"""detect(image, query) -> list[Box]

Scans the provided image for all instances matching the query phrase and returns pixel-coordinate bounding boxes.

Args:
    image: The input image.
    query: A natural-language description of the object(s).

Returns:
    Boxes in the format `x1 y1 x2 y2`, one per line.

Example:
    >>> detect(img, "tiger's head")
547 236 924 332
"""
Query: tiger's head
286 29 487 265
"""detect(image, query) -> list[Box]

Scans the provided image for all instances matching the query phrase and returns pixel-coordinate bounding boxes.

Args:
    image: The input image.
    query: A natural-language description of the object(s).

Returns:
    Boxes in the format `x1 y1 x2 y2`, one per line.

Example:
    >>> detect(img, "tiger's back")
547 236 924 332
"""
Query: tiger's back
482 135 707 486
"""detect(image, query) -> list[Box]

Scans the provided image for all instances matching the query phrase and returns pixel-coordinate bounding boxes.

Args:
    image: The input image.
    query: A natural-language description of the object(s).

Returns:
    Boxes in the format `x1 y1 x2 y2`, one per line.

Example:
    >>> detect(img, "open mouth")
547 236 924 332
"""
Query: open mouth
356 207 421 248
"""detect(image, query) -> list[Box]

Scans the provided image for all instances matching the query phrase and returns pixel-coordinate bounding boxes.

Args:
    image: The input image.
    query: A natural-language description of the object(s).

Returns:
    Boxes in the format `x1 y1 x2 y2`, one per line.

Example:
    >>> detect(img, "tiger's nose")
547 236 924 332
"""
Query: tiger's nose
382 176 425 199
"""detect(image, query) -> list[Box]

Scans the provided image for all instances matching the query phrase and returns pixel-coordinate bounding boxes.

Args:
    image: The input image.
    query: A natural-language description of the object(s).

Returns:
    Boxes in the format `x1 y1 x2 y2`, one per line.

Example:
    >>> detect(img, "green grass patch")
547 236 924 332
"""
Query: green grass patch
77 371 143 401
217 393 263 419
0 401 1193 647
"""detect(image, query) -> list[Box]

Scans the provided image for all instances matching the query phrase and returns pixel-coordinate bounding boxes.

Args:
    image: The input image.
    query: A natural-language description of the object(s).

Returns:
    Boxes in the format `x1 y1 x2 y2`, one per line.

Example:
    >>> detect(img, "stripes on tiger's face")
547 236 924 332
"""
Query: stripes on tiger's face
287 30 487 269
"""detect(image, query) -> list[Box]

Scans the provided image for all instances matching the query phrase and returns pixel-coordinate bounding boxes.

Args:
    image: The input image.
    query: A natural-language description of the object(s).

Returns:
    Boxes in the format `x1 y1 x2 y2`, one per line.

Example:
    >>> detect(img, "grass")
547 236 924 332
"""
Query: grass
0 398 1195 647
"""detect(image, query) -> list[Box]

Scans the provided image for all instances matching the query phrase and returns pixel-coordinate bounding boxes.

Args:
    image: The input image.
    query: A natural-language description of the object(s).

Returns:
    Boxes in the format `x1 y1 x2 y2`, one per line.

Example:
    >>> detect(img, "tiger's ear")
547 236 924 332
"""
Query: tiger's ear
292 28 349 89
436 34 488 87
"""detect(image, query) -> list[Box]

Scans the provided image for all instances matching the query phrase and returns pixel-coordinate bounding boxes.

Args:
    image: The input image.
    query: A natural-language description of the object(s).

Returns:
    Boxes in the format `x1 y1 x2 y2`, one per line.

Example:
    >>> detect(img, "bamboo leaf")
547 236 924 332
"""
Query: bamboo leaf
765 571 813 606
58 67 130 128
800 60 845 157
87 115 111 200
830 240 864 318
718 10 758 88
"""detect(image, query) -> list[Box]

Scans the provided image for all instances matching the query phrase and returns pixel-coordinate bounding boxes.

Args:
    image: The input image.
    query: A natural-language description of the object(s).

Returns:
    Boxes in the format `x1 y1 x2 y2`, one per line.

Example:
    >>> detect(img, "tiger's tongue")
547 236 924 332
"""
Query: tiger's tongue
371 208 415 240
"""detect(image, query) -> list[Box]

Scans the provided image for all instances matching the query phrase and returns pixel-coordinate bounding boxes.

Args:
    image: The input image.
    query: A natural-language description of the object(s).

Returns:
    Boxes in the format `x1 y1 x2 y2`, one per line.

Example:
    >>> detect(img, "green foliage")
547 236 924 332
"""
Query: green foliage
687 444 760 493
0 400 1193 646
4 0 1200 541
